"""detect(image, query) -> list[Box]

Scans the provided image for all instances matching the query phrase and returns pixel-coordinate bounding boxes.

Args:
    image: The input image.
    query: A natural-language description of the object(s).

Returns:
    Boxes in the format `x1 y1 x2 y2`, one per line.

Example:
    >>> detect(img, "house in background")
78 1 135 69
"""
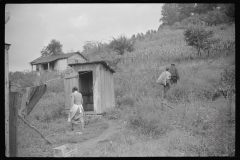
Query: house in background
30 52 87 72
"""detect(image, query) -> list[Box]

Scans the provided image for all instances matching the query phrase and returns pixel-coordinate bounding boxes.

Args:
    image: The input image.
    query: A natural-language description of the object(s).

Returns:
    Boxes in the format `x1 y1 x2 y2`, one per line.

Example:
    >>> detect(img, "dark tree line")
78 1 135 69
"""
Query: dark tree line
160 3 235 27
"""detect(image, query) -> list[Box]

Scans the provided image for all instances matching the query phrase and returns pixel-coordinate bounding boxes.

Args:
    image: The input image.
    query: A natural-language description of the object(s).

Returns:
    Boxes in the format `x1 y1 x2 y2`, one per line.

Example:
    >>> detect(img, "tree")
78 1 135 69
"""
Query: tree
160 3 196 26
160 4 180 26
159 3 222 27
219 3 235 22
83 41 97 54
5 12 10 24
108 35 135 56
131 34 136 40
178 3 195 21
181 14 205 27
41 39 63 57
204 9 228 26
193 3 218 14
184 25 215 57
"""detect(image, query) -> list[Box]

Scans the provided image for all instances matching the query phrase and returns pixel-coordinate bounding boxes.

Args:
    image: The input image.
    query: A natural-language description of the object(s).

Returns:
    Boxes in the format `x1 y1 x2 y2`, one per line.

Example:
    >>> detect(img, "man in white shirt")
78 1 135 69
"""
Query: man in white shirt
157 67 171 99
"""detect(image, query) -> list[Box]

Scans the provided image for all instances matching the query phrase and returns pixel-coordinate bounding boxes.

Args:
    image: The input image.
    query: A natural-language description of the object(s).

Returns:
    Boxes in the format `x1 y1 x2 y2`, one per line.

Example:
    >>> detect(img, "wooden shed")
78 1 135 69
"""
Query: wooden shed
64 61 115 114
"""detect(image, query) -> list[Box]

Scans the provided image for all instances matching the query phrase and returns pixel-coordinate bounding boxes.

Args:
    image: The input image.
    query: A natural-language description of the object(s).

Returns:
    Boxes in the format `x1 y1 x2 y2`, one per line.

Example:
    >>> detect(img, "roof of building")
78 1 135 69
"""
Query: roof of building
69 61 115 73
30 52 87 65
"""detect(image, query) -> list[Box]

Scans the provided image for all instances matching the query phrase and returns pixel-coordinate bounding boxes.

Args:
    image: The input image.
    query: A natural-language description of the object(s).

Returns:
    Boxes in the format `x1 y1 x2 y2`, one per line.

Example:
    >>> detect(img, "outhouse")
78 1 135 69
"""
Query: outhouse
64 61 115 114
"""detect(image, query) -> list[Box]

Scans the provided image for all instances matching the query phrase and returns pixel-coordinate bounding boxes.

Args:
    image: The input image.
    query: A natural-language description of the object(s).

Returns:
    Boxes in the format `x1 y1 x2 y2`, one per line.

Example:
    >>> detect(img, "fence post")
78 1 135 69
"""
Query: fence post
9 92 22 157
5 43 10 157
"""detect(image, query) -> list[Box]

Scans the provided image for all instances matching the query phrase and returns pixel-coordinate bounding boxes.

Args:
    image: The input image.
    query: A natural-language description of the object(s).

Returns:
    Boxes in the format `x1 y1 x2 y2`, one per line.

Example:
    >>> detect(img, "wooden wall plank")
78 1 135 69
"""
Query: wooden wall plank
100 66 104 112
64 72 79 109
9 92 22 157
97 64 103 113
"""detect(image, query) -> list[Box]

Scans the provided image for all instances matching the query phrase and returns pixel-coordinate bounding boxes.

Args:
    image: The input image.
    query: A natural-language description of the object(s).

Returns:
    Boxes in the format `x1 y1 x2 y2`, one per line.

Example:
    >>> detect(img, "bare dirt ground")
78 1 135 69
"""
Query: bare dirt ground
71 117 196 157
74 117 125 157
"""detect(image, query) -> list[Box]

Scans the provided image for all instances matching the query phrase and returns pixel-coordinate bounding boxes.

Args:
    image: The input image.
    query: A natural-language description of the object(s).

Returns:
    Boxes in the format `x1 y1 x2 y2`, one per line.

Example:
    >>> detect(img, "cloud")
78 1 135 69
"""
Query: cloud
70 14 88 28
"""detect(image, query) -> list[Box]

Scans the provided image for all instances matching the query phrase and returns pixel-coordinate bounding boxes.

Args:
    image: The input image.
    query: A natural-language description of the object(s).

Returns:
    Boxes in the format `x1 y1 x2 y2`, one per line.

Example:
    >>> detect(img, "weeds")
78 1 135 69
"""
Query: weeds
16 22 235 157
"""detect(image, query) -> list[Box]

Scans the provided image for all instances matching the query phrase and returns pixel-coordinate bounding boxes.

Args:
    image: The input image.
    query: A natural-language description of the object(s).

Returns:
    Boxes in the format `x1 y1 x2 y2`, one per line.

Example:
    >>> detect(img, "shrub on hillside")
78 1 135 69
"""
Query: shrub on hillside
117 94 135 108
9 70 38 88
34 71 64 93
184 25 219 58
108 35 135 56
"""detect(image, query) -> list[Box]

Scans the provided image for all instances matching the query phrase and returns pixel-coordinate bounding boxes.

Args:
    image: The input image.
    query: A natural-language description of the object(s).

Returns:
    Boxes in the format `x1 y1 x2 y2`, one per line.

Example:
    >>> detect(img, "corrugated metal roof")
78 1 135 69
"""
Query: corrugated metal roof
30 52 87 65
69 61 115 73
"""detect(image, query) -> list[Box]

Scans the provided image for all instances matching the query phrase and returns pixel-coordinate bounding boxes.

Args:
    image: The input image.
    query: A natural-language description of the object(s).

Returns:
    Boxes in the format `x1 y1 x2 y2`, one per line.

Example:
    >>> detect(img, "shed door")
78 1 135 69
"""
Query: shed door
79 71 94 111
64 72 79 109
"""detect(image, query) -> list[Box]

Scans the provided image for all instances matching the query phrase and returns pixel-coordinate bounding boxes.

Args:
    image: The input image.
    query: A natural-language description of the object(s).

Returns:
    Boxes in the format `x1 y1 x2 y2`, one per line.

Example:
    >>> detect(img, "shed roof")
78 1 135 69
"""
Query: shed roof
69 61 115 73
30 52 87 65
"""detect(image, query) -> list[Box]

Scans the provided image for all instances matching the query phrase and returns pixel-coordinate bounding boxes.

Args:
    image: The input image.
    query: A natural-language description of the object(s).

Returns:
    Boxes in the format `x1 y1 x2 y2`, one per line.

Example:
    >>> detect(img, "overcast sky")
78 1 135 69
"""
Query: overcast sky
5 3 163 72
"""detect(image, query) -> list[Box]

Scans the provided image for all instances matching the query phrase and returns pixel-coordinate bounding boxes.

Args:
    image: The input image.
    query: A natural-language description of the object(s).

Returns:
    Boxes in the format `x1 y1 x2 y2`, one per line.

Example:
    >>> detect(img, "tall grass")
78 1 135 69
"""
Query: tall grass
17 23 235 156
111 24 235 156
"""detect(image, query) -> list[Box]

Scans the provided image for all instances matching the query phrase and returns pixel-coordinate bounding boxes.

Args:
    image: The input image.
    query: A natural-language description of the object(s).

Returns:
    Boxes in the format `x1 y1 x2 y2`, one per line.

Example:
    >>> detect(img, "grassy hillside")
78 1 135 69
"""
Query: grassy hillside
13 23 235 157
104 23 235 156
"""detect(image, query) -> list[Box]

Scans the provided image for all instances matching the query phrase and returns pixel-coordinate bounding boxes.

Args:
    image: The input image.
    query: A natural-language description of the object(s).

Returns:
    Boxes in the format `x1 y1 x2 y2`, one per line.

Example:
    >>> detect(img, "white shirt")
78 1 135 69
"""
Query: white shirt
165 71 171 80
157 71 171 85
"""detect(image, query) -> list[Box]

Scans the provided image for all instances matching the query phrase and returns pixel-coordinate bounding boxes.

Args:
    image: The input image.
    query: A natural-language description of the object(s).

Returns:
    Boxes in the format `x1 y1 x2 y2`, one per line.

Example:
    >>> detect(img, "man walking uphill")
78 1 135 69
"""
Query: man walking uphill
169 63 180 84
157 67 171 99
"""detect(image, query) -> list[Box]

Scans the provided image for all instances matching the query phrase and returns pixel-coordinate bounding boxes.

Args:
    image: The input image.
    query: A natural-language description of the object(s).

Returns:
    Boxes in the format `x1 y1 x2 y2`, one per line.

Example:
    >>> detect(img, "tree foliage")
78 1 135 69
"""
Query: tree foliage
204 9 228 26
9 71 37 88
82 40 110 57
219 3 235 22
193 3 218 14
177 3 195 21
83 41 98 53
160 3 234 28
184 25 215 57
41 39 63 57
160 4 180 26
160 3 197 26
108 35 135 56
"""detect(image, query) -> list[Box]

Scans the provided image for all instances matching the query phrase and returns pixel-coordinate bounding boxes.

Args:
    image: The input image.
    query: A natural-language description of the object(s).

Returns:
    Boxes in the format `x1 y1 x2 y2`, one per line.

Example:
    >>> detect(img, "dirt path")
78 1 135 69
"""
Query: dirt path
75 118 123 157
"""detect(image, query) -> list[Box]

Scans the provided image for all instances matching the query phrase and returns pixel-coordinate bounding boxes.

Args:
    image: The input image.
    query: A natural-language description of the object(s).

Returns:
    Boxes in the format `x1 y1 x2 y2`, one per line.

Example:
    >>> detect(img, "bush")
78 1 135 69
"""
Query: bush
108 35 135 56
103 107 122 120
34 71 64 93
184 25 217 58
9 70 38 88
117 94 135 108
